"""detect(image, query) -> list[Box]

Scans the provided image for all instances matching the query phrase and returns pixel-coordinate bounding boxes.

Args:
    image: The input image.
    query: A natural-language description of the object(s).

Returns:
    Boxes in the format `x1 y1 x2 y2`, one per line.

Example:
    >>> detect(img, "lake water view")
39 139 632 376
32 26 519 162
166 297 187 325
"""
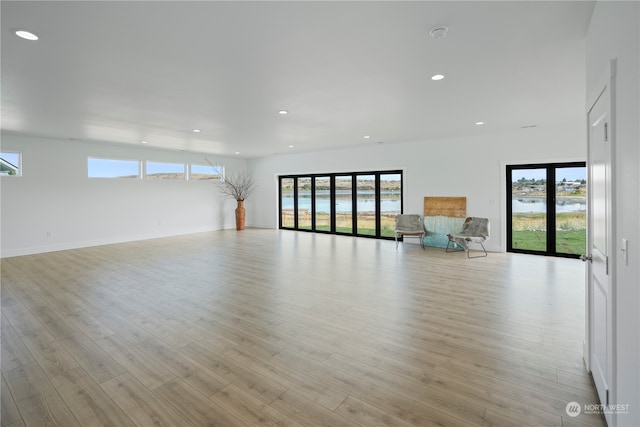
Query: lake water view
281 191 400 214
282 192 587 214
514 197 586 214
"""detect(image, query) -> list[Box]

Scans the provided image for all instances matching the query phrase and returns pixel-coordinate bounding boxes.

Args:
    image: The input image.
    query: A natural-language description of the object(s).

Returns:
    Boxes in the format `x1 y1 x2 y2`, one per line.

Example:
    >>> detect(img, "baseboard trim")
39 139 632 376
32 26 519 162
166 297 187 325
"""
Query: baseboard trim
0 226 228 258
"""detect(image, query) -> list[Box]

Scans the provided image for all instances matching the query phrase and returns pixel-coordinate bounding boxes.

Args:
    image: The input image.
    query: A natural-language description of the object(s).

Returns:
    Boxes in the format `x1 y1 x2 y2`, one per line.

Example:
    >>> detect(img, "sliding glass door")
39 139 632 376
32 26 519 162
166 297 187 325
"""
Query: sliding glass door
555 166 587 255
380 172 402 237
280 177 295 228
507 162 586 258
279 170 402 240
335 175 354 234
314 176 331 231
297 177 312 230
509 167 548 252
356 174 376 236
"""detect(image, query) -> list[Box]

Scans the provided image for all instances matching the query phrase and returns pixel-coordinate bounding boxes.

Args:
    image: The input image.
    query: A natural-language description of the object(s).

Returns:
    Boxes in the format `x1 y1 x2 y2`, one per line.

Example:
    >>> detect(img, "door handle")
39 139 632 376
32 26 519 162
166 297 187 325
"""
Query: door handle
580 254 593 262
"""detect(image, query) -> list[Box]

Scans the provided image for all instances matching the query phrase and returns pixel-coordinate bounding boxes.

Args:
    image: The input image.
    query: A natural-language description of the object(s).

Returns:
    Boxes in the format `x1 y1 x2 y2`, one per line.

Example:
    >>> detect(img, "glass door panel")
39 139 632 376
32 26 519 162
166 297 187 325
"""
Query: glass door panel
297 177 312 229
335 175 353 234
511 168 547 252
279 170 402 240
280 177 295 228
380 173 402 237
356 174 376 236
314 176 331 232
555 167 587 255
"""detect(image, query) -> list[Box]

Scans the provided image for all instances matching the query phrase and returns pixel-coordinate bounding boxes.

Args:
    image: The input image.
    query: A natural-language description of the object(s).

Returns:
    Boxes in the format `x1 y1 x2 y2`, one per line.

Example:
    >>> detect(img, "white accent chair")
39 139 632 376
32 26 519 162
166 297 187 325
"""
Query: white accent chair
446 217 490 258
394 214 425 250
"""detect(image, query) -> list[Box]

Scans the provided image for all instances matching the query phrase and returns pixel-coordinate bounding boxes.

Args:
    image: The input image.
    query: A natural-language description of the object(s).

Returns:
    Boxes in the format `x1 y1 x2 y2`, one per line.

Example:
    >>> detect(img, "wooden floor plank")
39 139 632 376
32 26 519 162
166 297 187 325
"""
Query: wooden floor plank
210 383 302 427
335 395 417 427
0 290 43 336
0 229 604 427
100 373 184 427
94 334 176 390
181 340 288 404
3 362 81 427
225 345 349 411
1 374 23 427
55 368 137 427
482 409 538 427
123 312 195 349
135 337 229 398
0 317 34 372
62 309 116 342
58 332 127 384
271 389 363 427
91 311 155 346
18 327 81 389
323 351 487 426
152 378 246 427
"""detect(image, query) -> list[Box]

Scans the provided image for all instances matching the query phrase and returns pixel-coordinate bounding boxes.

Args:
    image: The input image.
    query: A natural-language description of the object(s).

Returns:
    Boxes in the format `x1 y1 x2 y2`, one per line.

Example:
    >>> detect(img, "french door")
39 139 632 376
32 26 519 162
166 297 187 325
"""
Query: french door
279 170 402 239
506 162 586 258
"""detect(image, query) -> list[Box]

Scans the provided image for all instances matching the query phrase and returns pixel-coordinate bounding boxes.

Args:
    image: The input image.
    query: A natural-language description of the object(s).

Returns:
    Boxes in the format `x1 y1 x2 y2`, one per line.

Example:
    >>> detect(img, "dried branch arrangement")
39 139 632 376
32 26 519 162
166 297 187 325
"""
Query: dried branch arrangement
205 157 257 201
218 169 256 201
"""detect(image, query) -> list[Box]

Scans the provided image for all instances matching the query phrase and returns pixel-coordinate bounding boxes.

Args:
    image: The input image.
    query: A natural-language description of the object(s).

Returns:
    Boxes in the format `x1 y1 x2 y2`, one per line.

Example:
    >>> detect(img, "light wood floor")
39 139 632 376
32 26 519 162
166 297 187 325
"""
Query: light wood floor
1 229 604 427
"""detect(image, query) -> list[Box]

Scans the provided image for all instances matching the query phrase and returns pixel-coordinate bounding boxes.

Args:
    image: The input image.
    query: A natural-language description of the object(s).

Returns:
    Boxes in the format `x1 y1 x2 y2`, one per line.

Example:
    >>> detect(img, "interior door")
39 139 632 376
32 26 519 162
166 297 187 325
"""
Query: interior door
586 82 612 424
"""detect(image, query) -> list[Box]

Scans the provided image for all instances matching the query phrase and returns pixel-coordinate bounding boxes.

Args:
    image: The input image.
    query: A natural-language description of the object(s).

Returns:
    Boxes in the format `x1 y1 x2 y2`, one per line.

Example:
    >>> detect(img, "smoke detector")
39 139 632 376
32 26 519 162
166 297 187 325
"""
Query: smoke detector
429 27 448 39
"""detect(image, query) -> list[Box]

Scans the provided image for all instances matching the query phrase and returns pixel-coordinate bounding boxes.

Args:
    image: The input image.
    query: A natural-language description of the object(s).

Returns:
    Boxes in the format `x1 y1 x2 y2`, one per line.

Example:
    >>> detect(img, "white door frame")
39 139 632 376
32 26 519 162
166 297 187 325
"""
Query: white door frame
584 59 617 424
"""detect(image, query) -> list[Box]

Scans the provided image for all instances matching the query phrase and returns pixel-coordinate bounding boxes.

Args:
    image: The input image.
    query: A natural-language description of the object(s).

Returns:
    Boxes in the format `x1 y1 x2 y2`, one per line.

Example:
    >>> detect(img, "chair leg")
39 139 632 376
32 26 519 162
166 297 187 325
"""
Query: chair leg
467 242 488 258
446 239 463 253
396 233 425 250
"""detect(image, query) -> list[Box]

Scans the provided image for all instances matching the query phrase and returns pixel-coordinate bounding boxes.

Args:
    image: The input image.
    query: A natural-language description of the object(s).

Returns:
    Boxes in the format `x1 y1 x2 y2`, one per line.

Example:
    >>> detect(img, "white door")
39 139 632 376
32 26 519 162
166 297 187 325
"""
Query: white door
586 79 613 425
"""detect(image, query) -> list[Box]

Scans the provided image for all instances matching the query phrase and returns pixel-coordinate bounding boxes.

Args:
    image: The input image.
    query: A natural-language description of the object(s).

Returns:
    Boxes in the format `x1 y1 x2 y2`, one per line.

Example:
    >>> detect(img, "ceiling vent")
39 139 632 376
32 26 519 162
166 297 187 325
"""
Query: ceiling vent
429 27 448 40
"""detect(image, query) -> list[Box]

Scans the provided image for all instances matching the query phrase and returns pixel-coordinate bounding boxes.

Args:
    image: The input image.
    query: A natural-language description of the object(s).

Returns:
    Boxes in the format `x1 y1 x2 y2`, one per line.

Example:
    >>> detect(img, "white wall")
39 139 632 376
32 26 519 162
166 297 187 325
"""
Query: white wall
0 133 247 257
4 124 585 258
247 123 586 252
586 2 640 426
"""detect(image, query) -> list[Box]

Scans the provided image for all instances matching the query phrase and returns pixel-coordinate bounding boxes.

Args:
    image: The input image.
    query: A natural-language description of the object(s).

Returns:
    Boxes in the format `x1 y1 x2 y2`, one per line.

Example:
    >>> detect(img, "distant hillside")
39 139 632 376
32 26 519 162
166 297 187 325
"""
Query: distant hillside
282 178 400 192
145 173 185 179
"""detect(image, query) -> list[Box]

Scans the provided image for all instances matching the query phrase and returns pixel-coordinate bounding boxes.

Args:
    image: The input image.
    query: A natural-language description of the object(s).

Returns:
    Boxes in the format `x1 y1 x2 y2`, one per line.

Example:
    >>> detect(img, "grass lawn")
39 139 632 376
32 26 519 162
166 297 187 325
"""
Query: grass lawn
512 211 586 254
288 210 587 254
283 212 396 237
512 230 586 254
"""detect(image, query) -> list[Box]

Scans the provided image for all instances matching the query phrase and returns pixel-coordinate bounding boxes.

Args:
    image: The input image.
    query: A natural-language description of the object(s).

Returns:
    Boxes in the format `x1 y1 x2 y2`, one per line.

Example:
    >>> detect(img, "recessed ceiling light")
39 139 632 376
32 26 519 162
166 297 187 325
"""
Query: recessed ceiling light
475 121 485 126
363 135 371 139
278 110 289 115
16 30 38 41
235 151 240 155
192 129 201 133
288 145 294 148
141 140 149 144
431 74 445 81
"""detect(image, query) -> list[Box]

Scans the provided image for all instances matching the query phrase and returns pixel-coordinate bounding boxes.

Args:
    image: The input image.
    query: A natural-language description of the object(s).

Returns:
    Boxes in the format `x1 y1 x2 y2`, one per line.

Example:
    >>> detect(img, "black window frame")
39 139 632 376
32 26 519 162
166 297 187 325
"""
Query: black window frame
506 161 586 258
279 170 403 240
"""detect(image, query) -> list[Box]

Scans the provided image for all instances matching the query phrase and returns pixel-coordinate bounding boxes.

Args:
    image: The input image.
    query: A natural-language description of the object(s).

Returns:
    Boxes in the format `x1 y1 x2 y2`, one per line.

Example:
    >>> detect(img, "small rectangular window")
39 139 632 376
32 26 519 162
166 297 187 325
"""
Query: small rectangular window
190 164 223 180
1 152 21 176
145 161 185 180
88 158 140 178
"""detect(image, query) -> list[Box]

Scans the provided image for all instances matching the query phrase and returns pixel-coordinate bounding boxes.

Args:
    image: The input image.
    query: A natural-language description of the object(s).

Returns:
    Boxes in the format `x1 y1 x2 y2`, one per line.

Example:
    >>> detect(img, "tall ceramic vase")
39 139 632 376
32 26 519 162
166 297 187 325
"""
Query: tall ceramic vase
235 200 246 230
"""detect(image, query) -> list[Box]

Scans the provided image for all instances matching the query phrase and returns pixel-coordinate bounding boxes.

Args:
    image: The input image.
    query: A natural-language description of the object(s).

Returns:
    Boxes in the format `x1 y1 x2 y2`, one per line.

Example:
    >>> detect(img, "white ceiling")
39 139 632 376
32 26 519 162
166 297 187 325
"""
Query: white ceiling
1 1 595 158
